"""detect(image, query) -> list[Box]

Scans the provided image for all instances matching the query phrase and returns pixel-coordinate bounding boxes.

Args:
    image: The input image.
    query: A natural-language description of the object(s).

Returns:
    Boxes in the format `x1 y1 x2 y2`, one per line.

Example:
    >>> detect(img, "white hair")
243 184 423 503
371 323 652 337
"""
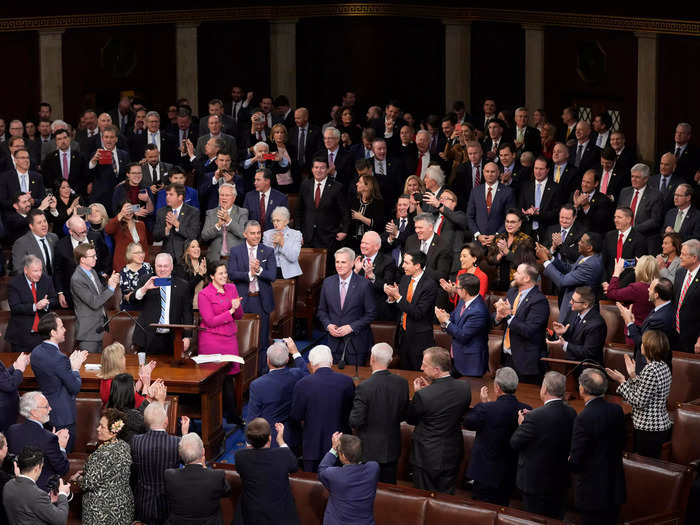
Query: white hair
155 252 173 266
144 402 168 428
19 391 45 419
50 119 68 133
371 343 394 365
267 342 290 368
308 345 333 367
219 182 237 197
146 111 160 120
683 239 700 258
362 231 381 248
416 130 431 140
253 141 269 152
424 165 445 187
335 247 355 261
631 163 650 179
324 127 341 139
495 367 519 394
271 206 290 221
179 433 204 464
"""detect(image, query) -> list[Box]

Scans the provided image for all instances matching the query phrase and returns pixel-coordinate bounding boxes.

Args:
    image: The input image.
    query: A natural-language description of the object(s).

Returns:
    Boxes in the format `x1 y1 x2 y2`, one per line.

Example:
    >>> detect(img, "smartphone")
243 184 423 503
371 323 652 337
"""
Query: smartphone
273 338 287 346
76 206 90 215
454 123 462 133
45 190 53 198
98 150 113 165
262 153 276 161
131 204 141 213
623 259 636 269
154 277 172 287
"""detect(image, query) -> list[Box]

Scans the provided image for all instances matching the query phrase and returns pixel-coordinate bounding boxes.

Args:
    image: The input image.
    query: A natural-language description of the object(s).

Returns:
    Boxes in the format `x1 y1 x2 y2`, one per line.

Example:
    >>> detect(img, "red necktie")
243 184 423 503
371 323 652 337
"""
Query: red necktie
486 186 493 213
616 232 624 260
31 281 39 331
416 154 423 178
474 166 481 186
259 193 266 228
314 182 321 208
630 190 639 221
600 171 611 194
437 216 444 235
62 152 69 180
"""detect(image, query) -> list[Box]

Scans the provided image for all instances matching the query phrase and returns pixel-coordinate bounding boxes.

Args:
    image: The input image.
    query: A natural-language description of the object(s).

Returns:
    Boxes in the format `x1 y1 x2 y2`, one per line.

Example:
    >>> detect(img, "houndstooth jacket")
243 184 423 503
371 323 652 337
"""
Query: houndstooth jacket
617 360 672 432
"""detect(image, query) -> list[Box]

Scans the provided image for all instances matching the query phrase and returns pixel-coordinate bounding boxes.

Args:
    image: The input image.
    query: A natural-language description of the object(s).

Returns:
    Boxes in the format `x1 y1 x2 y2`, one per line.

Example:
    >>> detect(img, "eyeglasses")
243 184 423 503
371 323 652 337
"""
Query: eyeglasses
570 299 587 304
36 404 50 410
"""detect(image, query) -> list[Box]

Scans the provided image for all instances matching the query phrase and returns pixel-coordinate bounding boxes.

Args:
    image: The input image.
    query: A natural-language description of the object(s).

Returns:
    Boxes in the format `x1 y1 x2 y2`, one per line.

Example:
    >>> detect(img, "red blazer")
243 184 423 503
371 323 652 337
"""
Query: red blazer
99 378 146 408
451 267 489 306
105 216 149 272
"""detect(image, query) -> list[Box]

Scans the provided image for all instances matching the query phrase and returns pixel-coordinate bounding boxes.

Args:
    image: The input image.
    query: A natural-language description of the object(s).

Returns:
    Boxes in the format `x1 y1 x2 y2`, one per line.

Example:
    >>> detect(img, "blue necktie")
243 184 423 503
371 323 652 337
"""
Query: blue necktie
533 183 543 230
158 287 167 324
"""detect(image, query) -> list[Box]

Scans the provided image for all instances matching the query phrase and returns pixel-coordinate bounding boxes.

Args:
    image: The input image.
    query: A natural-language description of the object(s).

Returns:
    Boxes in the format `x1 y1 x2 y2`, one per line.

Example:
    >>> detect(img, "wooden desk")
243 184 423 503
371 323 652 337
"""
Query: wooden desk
0 353 230 457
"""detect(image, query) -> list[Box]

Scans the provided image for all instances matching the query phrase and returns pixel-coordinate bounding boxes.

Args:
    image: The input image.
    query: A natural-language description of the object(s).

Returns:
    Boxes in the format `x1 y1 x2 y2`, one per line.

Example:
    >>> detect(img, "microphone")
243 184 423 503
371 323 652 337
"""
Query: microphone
337 335 350 369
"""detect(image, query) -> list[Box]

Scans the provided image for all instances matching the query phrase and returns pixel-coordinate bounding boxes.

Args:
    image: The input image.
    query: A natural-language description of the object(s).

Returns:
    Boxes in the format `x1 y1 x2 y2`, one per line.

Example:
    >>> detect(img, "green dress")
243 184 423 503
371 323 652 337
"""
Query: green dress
81 438 134 525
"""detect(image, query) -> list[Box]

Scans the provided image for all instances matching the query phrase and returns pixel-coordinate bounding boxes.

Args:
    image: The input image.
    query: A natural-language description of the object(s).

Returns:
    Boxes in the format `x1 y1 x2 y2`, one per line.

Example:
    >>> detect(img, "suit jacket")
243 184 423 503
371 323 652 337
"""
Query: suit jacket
165 464 230 525
295 177 349 247
0 169 45 212
405 376 471 472
129 131 175 165
380 214 415 259
110 109 135 135
227 242 276 314
234 447 300 525
543 222 585 265
0 362 23 432
518 178 562 238
493 286 549 376
552 163 580 201
573 189 615 235
436 207 469 276
196 132 237 161
317 272 376 362
153 203 200 263
2 475 69 524
131 429 181 524
371 156 405 207
198 114 237 139
133 275 194 349
569 141 601 174
164 124 198 168
4 210 29 245
602 228 647 286
674 143 700 183
242 188 288 231
200 205 248 262
597 167 628 203
663 206 700 242
543 254 604 322
562 308 607 364
29 342 81 428
466 182 516 237
88 147 130 215
287 125 322 171
649 174 683 212
403 234 452 284
53 232 111 307
510 399 577 497
316 147 354 186
619 185 664 252
628 302 676 373
447 295 490 376
289 367 355 461
6 273 58 347
262 226 303 279
140 161 173 188
569 397 626 511
197 172 245 211
464 394 532 489
674 268 700 353
11 231 58 276
514 126 542 155
395 273 438 348
40 148 89 195
70 266 114 342
354 252 397 322
348 369 409 464
318 452 379 525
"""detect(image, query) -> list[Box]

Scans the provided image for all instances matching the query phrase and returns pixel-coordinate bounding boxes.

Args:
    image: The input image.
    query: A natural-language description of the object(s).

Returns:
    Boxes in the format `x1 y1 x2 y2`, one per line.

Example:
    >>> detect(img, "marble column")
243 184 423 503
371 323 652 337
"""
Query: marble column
39 30 64 120
443 20 471 113
175 23 199 116
270 19 298 106
523 24 545 113
635 32 658 164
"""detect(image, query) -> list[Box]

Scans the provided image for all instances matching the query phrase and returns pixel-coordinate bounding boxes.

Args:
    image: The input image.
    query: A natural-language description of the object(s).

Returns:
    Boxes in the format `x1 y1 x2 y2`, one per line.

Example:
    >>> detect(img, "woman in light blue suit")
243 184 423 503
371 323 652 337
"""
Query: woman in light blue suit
262 206 303 279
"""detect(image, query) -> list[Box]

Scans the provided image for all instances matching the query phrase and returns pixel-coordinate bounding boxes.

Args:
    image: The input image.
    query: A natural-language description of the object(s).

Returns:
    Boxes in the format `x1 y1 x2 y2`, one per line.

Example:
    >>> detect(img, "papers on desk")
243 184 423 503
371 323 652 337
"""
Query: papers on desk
191 354 245 365
84 364 102 371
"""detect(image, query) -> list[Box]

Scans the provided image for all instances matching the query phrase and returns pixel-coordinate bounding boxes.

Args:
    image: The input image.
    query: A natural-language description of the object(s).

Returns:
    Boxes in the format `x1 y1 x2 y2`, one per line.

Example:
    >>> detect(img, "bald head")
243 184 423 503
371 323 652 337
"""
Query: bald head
360 231 381 256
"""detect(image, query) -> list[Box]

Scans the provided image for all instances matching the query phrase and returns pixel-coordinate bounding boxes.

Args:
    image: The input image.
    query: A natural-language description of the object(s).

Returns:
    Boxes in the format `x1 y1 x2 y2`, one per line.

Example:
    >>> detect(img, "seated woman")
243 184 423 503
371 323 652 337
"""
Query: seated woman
486 209 536 291
106 202 150 273
657 231 682 282
262 206 303 279
98 342 155 408
87 203 114 257
348 174 384 254
106 373 166 444
119 242 153 310
441 242 489 304
606 330 672 459
73 408 134 525
174 238 207 308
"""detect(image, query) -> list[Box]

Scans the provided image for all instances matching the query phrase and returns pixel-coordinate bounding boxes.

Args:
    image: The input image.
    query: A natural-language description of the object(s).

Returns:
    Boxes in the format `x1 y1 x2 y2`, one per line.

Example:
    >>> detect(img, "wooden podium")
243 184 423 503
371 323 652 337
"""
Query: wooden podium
150 323 198 365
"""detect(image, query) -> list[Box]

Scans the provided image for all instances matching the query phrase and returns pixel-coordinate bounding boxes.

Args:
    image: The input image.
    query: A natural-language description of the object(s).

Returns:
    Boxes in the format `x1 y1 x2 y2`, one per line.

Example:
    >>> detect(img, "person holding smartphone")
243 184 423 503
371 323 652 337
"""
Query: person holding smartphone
111 163 154 226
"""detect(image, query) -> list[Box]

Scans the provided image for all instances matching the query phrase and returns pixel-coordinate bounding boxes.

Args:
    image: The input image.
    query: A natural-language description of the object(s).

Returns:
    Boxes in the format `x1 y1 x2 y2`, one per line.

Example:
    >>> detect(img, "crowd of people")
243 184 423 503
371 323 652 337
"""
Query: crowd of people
0 89 699 524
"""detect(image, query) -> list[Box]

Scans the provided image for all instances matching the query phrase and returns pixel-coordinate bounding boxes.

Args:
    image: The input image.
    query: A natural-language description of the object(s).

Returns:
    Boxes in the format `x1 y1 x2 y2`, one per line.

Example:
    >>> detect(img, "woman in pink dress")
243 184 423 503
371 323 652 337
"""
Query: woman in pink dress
198 261 244 423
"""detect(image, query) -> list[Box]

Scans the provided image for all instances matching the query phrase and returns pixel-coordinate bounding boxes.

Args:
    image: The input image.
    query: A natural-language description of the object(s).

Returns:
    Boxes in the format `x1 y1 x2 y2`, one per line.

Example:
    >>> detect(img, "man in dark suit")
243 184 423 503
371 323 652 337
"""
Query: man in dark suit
165 108 199 170
618 163 664 254
0 148 46 213
165 433 230 524
548 286 607 364
424 188 468 276
195 114 237 161
86 125 129 215
11 209 57 277
674 239 700 353
492 264 549 383
609 131 636 184
133 253 194 355
497 142 527 198
110 96 135 136
477 98 498 134
467 161 516 248
4 192 31 245
672 122 700 183
663 183 700 241
513 108 542 156
85 113 129 155
519 156 561 240
569 121 601 175
649 152 683 213
406 347 471 493
287 107 322 178
543 204 585 266
464 366 532 506
0 353 29 432
74 109 100 153
482 119 506 162
354 231 397 321
348 343 408 484
129 111 175 165
510 371 577 519
242 167 288 231
153 183 200 263
40 129 88 195
6 255 58 354
131 402 183 525
198 99 237 139
289 345 355 472
602 207 648 286
234 419 300 525
369 100 405 153
371 138 404 208
403 213 452 289
380 194 414 266
224 86 252 135
551 142 581 199
318 247 376 365
573 169 616 235
317 127 354 186
29 313 87 453
569 368 626 525
596 146 628 203
385 250 438 370
227 220 276 374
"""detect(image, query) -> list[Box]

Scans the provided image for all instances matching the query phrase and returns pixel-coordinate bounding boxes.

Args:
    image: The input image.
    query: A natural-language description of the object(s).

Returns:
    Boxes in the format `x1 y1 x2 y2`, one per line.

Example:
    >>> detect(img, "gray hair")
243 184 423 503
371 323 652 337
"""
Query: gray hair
179 432 204 464
66 214 84 231
579 368 607 396
19 391 45 419
308 345 333 367
424 165 445 187
23 254 42 269
370 343 394 365
154 252 174 266
219 182 237 197
677 122 692 133
542 371 566 399
520 151 535 164
244 220 261 231
271 206 290 222
50 119 68 133
414 213 436 227
495 367 519 394
361 231 381 248
146 111 160 120
144 402 168 428
253 141 269 152
631 163 650 179
324 127 341 139
267 342 290 368
335 247 355 261
514 106 528 114
416 129 431 140
0 432 5 449
682 239 700 258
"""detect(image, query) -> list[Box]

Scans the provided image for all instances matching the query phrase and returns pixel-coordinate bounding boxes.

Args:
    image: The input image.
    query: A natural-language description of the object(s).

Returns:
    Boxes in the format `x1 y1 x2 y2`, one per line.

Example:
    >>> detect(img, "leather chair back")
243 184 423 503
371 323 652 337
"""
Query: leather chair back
488 331 503 377
374 484 427 525
546 295 559 330
604 344 634 394
370 322 399 367
103 287 122 312
669 351 700 406
0 310 11 352
397 422 415 482
599 302 626 344
287 194 299 225
0 276 9 307
289 472 328 525
669 403 700 466
424 499 497 525
270 279 296 340
101 311 138 351
433 326 452 352
59 312 77 353
235 314 261 411
295 248 327 335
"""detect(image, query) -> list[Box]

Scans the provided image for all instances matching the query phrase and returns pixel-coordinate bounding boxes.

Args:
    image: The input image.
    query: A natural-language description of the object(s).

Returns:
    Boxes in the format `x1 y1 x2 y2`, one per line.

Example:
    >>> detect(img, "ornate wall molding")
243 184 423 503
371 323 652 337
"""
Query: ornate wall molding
1 4 699 36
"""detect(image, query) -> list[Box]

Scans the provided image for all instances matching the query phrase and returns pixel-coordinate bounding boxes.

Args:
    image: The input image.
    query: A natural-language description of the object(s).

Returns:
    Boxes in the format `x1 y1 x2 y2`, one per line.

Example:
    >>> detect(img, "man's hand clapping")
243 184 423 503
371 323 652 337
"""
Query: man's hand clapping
69 350 88 372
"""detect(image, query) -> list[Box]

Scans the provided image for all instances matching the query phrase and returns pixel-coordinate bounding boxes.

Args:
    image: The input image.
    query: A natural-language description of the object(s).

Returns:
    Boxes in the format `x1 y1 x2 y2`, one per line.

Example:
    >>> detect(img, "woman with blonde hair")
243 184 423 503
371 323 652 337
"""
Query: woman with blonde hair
98 342 155 408
403 175 424 214
269 123 295 191
87 203 114 256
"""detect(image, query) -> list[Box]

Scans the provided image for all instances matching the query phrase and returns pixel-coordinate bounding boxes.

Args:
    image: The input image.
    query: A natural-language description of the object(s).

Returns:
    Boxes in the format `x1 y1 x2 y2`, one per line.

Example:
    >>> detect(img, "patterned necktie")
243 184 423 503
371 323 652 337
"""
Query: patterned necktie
486 186 493 214
62 152 69 180
158 286 168 324
314 182 321 208
676 271 694 332
474 166 481 186
220 209 229 256
576 144 584 167
259 193 266 228
249 247 259 293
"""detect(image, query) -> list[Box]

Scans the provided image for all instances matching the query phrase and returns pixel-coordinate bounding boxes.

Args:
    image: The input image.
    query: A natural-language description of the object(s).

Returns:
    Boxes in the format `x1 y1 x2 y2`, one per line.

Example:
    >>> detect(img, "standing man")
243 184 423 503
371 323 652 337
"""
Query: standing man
602 207 648 286
0 353 30 432
200 183 248 264
227 220 276 374
405 347 471 494
348 343 409 484
618 163 664 254
569 121 601 175
543 204 585 267
674 239 700 353
87 124 130 215
317 247 376 365
353 231 397 322
40 128 88 195
153 183 201 263
519 156 561 241
467 161 516 247
663 183 700 241
243 168 288 231
569 368 626 525
510 371 577 519
11 209 57 277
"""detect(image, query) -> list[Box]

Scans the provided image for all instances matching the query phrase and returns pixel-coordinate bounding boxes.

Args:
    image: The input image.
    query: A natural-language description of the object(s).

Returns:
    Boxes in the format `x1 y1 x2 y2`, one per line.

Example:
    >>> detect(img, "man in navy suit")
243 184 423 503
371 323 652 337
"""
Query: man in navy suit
29 313 88 453
464 367 532 506
435 273 490 377
0 148 46 214
227 220 276 374
510 371 577 519
86 124 130 215
247 339 309 449
5 391 70 491
0 353 29 432
242 167 288 231
318 433 379 525
318 247 376 365
467 161 516 248
569 121 601 175
289 345 355 472
492 264 549 383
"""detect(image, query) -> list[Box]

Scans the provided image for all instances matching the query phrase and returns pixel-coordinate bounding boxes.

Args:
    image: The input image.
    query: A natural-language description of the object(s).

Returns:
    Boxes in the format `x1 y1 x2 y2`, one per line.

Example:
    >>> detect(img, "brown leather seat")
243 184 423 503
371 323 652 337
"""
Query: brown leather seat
669 351 700 406
234 314 260 416
433 326 452 352
661 403 700 467
103 287 122 312
424 498 497 525
270 279 296 341
101 311 138 351
0 310 11 352
295 248 327 336
374 484 428 525
370 322 399 367
599 301 626 344
546 295 559 330
397 422 415 482
487 331 503 377
604 344 634 394
289 472 328 525
58 312 77 353
287 194 299 225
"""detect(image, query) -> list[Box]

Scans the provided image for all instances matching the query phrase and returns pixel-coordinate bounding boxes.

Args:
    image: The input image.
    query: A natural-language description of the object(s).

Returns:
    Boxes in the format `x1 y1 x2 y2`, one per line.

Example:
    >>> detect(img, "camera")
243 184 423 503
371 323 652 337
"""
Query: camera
47 474 61 494
412 192 423 202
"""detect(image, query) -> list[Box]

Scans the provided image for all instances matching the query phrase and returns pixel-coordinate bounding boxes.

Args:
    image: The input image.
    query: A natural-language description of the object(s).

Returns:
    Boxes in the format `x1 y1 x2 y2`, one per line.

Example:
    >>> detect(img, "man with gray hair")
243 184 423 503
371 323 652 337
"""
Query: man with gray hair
569 368 626 525
201 181 248 263
464 367 531 505
510 371 576 518
289 344 355 472
354 231 397 321
674 238 700 353
348 343 408 483
403 213 452 287
619 162 664 253
165 432 230 524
